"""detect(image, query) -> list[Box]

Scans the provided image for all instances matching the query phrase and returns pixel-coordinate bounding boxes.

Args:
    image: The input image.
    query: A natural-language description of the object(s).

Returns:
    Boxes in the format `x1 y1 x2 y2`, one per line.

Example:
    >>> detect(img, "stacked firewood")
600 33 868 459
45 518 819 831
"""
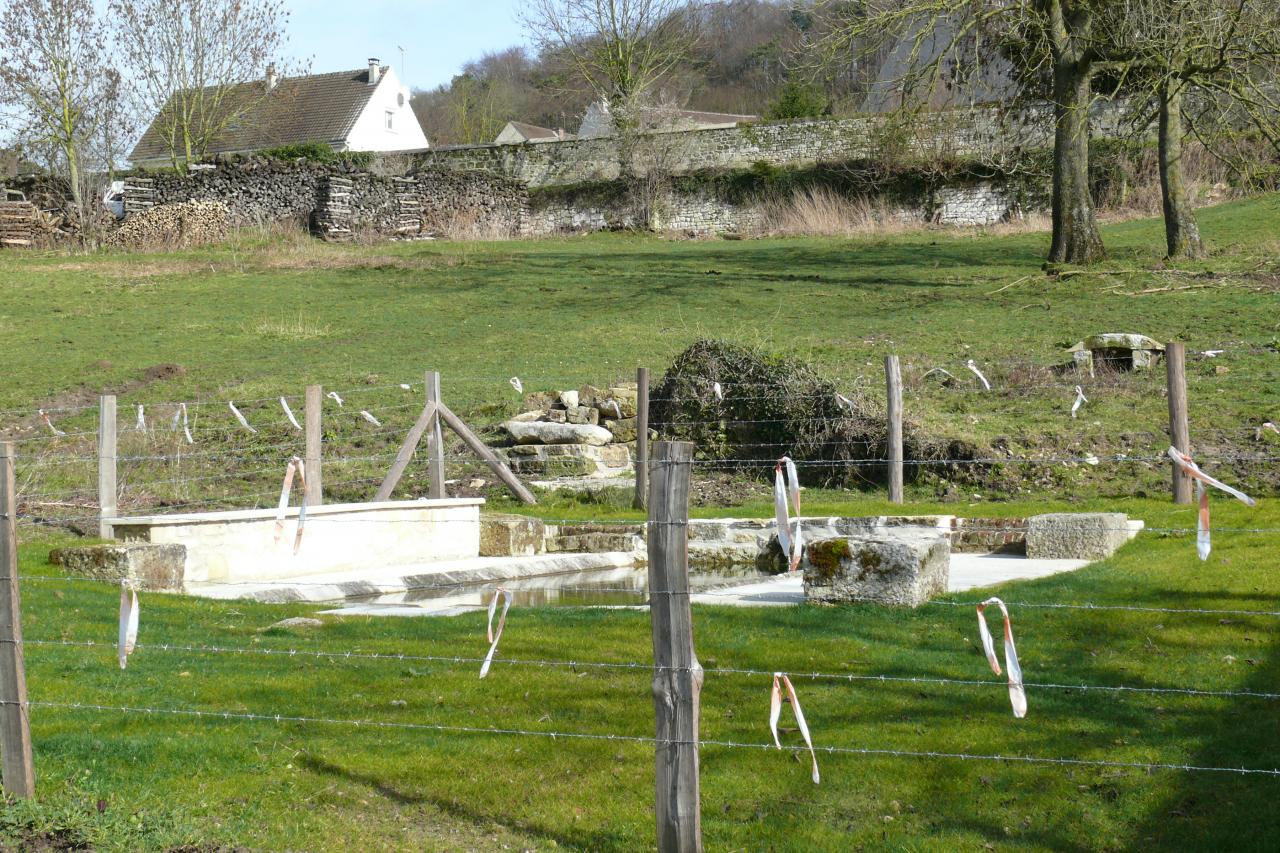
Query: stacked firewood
0 200 37 247
105 200 231 250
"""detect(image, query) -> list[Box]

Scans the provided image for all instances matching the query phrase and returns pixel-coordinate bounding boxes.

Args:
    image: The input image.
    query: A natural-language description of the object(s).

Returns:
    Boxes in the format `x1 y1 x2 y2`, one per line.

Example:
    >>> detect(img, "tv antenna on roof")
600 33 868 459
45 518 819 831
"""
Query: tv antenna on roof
398 45 406 79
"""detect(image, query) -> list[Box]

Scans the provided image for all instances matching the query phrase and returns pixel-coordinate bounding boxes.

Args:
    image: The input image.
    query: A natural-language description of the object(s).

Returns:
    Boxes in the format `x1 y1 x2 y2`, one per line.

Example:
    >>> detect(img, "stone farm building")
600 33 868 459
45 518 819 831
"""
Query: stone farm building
494 122 569 145
129 60 429 167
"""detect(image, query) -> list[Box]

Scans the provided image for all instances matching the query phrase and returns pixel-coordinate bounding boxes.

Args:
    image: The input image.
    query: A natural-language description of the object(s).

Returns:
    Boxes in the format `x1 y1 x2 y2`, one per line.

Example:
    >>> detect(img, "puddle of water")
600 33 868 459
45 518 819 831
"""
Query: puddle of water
332 564 774 616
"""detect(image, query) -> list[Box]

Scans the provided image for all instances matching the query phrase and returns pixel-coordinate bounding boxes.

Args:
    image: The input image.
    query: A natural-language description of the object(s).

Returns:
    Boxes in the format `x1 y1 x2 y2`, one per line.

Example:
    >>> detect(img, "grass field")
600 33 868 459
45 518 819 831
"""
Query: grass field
4 496 1280 851
1 199 1279 850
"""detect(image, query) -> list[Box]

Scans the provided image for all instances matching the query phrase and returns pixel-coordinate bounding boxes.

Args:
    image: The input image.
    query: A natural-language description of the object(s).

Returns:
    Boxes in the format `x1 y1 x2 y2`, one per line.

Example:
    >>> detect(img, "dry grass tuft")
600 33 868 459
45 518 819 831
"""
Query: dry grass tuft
758 187 916 238
253 311 334 342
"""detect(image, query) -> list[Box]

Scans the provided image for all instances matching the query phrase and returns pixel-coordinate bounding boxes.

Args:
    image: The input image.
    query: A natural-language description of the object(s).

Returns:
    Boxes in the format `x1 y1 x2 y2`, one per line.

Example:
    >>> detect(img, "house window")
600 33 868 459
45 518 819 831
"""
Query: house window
385 110 394 131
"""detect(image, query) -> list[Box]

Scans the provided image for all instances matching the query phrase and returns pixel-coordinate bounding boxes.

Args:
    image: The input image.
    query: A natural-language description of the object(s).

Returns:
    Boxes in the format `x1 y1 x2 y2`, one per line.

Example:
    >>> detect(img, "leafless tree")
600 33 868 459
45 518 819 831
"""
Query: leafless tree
0 0 116 209
813 1 1116 265
1098 1 1280 258
521 0 705 126
108 0 297 169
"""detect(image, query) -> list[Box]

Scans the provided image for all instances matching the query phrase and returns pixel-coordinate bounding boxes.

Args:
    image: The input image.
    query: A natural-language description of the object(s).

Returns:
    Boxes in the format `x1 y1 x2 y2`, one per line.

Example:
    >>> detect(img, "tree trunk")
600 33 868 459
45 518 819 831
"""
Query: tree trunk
1048 57 1105 264
1158 82 1205 259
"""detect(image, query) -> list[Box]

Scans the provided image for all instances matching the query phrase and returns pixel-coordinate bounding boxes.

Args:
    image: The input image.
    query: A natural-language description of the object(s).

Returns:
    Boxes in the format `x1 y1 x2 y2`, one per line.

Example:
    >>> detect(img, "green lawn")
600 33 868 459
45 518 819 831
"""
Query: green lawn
5 496 1280 851
2 199 1280 850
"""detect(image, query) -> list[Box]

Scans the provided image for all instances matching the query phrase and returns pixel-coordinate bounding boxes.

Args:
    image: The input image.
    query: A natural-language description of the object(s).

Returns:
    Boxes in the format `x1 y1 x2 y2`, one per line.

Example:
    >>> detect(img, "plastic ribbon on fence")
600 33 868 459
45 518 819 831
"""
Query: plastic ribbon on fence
713 382 723 402
976 597 1027 718
359 410 381 427
118 581 139 670
280 397 302 431
509 377 523 395
171 403 194 444
774 456 803 571
965 360 992 391
480 588 512 679
326 391 344 407
38 410 66 437
1167 447 1256 561
228 402 257 434
1258 422 1280 441
399 383 412 391
272 457 308 554
1070 386 1088 419
136 405 146 432
835 393 856 414
769 673 820 784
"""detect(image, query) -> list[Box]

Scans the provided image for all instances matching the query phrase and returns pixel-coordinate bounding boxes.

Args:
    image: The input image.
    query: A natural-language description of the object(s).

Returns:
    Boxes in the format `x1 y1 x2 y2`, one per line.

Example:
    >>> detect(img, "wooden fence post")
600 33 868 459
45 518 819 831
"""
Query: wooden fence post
305 385 323 506
98 395 117 538
1166 342 1192 504
647 441 702 853
885 355 904 505
0 443 35 798
634 367 650 511
425 371 446 500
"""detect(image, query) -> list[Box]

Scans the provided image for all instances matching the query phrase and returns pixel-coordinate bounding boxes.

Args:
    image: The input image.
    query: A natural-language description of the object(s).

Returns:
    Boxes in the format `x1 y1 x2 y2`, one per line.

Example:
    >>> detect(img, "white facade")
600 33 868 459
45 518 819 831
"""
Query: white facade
344 66 429 152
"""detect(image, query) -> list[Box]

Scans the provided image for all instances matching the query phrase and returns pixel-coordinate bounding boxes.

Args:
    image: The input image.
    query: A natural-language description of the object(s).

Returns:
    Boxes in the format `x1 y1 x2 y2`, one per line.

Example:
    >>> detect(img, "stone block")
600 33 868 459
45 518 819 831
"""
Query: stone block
479 514 546 557
559 390 579 408
524 391 558 411
604 417 637 442
504 421 612 446
546 409 567 423
950 517 1028 554
1026 513 1130 560
803 534 949 608
599 444 631 469
49 544 187 591
566 405 599 425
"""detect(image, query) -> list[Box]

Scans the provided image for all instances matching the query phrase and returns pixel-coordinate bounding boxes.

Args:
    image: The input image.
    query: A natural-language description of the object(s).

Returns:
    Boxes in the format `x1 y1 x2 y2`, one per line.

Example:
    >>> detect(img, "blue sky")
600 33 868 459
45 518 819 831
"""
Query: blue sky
287 0 530 92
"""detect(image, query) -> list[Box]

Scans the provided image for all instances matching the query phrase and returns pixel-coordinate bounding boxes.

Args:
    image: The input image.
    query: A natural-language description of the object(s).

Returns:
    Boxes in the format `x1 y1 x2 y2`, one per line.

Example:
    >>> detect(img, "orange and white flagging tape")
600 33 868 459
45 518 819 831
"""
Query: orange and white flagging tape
273 457 308 554
976 597 1026 718
228 401 257 434
774 456 803 571
1071 386 1088 418
280 397 302 431
1167 446 1256 561
38 410 66 437
118 581 139 670
770 673 820 784
480 588 512 679
966 359 992 391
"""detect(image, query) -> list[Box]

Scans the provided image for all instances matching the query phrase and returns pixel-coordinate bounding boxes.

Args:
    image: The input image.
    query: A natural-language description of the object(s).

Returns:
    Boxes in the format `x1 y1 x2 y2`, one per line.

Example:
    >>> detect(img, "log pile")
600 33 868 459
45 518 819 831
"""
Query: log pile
392 177 421 235
105 200 231 250
0 200 38 247
123 178 156 217
313 176 353 241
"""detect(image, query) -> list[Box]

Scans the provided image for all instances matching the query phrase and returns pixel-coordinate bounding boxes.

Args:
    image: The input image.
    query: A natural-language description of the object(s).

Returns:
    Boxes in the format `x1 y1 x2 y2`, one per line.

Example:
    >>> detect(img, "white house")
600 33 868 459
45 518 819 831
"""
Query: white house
129 59 429 167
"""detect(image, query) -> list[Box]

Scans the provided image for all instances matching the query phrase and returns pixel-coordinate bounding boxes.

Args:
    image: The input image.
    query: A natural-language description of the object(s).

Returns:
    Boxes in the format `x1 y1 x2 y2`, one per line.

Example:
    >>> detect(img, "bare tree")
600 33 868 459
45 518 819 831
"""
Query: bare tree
0 0 115 209
521 0 704 125
1099 1 1280 258
109 0 296 169
814 1 1113 264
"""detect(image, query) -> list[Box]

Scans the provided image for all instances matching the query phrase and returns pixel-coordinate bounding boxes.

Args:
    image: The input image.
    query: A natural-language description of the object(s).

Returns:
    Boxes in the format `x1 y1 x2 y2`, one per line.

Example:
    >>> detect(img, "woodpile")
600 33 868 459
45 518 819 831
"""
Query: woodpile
0 200 38 247
313 176 353 241
105 200 231 250
392 177 422 235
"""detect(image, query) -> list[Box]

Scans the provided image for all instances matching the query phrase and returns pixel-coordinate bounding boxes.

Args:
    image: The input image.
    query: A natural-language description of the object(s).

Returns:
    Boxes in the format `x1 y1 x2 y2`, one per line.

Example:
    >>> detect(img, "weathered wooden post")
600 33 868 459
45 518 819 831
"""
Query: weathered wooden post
0 443 35 798
425 371 446 499
97 395 117 538
634 367 650 511
647 441 702 852
885 355 904 504
305 385 323 506
1166 342 1192 504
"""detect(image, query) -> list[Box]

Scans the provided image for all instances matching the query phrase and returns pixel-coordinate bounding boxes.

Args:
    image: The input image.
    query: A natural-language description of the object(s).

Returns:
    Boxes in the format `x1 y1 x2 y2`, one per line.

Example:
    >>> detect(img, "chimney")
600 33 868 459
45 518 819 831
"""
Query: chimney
265 63 278 92
367 58 381 86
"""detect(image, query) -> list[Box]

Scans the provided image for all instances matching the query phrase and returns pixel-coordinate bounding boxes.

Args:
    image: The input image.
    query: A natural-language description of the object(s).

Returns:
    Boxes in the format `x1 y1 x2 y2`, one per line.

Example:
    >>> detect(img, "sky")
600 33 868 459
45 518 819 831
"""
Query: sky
287 0 531 92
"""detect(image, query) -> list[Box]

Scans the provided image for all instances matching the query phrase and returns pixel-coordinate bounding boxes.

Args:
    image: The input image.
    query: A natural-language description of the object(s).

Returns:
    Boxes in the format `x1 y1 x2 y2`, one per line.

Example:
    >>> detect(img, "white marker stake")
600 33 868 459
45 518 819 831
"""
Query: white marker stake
229 401 257 434
966 360 992 391
480 588 512 679
280 397 302 431
1197 480 1211 561
1070 386 1088 419
773 465 791 555
136 405 146 432
359 410 381 427
976 597 1027 718
118 582 139 670
769 673 820 784
38 410 66 437
509 377 523 395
